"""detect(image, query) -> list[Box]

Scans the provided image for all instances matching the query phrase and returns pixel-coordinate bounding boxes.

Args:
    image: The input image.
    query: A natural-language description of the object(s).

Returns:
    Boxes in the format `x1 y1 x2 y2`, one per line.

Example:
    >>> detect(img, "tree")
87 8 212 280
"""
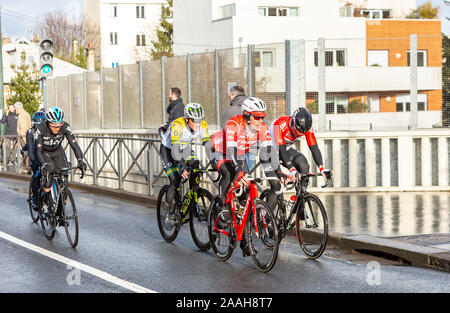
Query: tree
34 10 100 69
151 0 173 60
7 51 42 116
406 1 439 19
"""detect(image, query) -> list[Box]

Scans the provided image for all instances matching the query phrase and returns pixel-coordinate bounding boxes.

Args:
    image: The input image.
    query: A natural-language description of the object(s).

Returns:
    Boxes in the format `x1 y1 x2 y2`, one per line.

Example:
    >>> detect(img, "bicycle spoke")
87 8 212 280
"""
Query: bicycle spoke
296 195 328 259
248 200 279 272
189 189 212 251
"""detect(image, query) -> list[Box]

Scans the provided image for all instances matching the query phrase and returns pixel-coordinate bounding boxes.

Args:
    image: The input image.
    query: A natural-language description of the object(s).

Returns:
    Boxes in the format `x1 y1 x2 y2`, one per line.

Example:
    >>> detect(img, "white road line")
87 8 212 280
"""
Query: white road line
0 230 157 293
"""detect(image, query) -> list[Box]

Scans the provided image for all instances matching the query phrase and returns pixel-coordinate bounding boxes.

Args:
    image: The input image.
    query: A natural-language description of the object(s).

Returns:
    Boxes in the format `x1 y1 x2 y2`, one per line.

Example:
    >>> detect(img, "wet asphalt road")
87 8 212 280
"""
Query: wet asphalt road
0 177 449 293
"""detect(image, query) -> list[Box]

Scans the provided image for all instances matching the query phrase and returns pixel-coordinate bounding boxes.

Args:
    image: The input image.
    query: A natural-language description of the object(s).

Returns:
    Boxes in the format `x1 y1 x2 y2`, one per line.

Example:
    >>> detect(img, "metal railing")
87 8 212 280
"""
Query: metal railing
0 135 24 168
1 129 449 197
64 134 221 197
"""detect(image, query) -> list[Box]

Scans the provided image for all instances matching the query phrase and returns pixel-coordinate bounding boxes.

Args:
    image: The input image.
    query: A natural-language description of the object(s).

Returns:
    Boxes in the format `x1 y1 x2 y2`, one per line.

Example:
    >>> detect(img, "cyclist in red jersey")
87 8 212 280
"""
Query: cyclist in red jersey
269 107 332 208
210 97 282 257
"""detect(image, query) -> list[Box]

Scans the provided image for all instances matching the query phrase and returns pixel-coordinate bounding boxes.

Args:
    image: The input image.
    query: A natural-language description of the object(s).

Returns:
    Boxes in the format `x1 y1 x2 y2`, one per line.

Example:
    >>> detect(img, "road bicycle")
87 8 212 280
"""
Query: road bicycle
38 165 84 248
208 176 279 273
157 167 216 251
260 172 330 259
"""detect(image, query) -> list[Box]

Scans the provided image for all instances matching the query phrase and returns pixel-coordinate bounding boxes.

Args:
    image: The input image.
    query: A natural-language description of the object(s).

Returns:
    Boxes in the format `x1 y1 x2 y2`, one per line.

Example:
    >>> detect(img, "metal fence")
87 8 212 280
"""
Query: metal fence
44 35 449 131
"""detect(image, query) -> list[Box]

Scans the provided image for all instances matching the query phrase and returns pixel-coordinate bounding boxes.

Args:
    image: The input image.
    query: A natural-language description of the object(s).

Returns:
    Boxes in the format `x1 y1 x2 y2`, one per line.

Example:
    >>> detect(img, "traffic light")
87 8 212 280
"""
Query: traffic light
39 38 53 78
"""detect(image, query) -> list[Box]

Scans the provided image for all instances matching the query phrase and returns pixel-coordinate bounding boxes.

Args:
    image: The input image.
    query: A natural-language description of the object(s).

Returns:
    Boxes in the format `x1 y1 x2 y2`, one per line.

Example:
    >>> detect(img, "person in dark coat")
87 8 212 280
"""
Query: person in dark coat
1 105 19 165
160 87 185 133
220 85 247 129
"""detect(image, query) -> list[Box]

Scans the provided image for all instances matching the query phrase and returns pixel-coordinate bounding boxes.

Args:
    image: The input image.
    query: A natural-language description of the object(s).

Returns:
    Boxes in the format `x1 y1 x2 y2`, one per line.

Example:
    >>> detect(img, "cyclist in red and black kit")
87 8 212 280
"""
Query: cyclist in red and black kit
211 97 283 256
269 107 332 208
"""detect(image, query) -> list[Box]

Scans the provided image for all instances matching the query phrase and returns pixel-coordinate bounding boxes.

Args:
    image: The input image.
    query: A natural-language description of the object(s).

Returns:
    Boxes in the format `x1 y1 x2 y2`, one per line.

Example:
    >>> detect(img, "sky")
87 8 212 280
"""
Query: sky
1 0 450 39
0 0 83 39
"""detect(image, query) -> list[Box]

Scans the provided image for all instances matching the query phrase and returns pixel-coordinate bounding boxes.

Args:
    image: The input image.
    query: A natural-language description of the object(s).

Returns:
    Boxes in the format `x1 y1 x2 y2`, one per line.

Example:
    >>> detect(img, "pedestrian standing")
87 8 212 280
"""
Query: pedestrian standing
15 102 32 173
160 87 185 133
0 105 19 165
220 85 247 129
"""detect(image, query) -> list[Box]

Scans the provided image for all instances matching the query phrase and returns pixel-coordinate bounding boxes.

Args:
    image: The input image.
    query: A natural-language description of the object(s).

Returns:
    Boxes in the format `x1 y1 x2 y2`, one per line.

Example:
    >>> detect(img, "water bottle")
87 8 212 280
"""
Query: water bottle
287 195 297 217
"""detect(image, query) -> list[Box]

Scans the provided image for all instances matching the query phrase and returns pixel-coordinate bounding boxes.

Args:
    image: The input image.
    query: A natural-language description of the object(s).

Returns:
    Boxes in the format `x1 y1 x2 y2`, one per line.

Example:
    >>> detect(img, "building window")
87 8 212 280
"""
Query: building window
136 34 146 46
218 3 236 19
407 50 427 67
254 50 274 67
362 9 391 19
136 5 145 18
326 95 348 114
340 6 353 17
258 6 299 17
110 4 118 17
396 94 427 112
314 49 346 67
110 32 118 45
289 7 299 16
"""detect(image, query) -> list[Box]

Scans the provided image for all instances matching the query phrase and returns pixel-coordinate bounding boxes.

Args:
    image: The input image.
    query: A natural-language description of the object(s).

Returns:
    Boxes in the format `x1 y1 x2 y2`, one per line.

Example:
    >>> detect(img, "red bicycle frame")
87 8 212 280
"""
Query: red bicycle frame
213 179 264 241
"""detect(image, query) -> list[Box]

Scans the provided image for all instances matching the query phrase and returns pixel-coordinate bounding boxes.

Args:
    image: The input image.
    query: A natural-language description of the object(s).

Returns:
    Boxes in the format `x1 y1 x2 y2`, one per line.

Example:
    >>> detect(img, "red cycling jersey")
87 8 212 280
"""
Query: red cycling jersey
212 115 272 156
269 116 317 147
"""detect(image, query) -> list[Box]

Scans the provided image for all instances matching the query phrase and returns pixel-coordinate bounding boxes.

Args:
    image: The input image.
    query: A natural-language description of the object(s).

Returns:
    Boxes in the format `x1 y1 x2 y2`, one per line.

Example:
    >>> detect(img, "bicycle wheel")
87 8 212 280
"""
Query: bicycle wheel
28 178 39 223
38 189 56 240
207 196 233 261
61 189 79 248
259 188 285 243
246 199 279 273
296 194 328 259
189 188 213 251
156 185 180 243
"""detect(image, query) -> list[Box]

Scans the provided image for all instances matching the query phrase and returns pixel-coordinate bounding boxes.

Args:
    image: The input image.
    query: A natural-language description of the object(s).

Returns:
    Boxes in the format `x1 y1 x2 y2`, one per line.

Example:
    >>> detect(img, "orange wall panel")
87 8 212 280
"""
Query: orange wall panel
366 20 441 67
425 89 442 110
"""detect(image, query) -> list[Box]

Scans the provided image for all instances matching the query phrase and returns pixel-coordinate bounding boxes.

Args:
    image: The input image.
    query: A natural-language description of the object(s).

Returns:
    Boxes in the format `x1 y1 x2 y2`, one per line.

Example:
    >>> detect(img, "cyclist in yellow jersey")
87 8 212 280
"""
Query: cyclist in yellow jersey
159 103 212 214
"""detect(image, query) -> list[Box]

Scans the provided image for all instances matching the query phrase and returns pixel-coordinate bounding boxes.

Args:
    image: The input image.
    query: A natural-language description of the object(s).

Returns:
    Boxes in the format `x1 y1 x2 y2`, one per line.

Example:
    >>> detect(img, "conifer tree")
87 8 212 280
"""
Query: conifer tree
7 51 42 116
151 0 173 60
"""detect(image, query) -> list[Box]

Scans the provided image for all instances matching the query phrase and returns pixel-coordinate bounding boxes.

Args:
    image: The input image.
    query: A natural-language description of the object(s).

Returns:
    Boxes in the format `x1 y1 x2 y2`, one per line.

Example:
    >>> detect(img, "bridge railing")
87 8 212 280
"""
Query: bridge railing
1 129 449 197
67 129 449 197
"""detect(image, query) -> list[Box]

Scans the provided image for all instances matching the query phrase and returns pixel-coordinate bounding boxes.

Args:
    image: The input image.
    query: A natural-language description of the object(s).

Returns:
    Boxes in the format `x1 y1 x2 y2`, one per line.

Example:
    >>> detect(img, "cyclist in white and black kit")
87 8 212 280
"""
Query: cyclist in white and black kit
34 107 86 213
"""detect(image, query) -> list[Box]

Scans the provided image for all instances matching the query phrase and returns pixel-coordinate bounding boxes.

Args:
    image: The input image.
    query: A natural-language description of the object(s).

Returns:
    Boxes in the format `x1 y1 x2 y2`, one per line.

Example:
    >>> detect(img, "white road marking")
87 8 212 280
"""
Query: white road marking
0 230 157 293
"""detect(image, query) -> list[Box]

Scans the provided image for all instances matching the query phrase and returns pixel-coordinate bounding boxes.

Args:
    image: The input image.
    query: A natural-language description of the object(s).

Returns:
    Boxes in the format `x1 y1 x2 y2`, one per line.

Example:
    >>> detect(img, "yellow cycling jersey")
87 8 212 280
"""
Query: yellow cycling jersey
161 117 210 149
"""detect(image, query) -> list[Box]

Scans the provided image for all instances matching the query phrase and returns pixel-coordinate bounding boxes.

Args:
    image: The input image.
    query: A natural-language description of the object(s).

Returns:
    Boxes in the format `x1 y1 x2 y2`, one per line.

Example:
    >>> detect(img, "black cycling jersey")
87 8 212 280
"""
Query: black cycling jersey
25 127 38 165
34 122 83 165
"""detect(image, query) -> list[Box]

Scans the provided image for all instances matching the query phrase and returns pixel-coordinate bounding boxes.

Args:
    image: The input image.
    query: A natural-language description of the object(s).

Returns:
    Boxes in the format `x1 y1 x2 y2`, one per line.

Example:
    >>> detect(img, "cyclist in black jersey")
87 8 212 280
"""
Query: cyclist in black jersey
34 107 86 214
23 111 46 209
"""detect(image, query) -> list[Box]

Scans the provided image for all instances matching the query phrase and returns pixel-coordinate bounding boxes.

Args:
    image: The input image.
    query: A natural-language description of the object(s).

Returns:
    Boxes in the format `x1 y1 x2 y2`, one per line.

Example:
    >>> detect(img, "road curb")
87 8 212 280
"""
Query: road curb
1 171 449 272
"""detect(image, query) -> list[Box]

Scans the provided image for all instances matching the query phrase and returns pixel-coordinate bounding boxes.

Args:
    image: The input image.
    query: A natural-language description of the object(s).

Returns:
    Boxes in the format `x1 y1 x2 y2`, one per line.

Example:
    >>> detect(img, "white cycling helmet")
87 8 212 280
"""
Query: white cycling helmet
242 97 266 118
184 103 204 120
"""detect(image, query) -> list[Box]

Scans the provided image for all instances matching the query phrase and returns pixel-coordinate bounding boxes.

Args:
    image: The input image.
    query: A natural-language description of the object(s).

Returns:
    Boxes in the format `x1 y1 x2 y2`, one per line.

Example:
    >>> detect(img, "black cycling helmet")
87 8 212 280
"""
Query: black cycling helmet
292 107 312 133
32 111 46 123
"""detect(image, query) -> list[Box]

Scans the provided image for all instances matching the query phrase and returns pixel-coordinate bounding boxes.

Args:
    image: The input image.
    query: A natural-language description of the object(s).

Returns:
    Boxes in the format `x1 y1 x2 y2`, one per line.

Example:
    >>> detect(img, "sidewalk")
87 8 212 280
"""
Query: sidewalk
1 171 449 273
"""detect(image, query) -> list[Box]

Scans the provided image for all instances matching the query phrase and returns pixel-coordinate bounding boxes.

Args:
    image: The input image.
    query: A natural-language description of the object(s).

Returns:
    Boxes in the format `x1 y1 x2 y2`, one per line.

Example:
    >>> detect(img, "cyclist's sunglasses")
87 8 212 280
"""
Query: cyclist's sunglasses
189 118 203 124
251 114 265 120
49 122 63 129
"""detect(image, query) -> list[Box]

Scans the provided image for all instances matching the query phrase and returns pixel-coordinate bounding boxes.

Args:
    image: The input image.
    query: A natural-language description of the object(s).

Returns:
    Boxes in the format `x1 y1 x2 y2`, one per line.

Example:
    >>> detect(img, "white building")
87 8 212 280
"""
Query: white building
84 0 165 68
173 0 416 55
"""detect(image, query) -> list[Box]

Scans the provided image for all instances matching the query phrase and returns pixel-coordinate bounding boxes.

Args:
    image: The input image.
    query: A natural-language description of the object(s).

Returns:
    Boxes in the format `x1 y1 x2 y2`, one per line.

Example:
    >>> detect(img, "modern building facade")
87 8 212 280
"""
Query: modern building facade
173 0 442 119
84 0 165 68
